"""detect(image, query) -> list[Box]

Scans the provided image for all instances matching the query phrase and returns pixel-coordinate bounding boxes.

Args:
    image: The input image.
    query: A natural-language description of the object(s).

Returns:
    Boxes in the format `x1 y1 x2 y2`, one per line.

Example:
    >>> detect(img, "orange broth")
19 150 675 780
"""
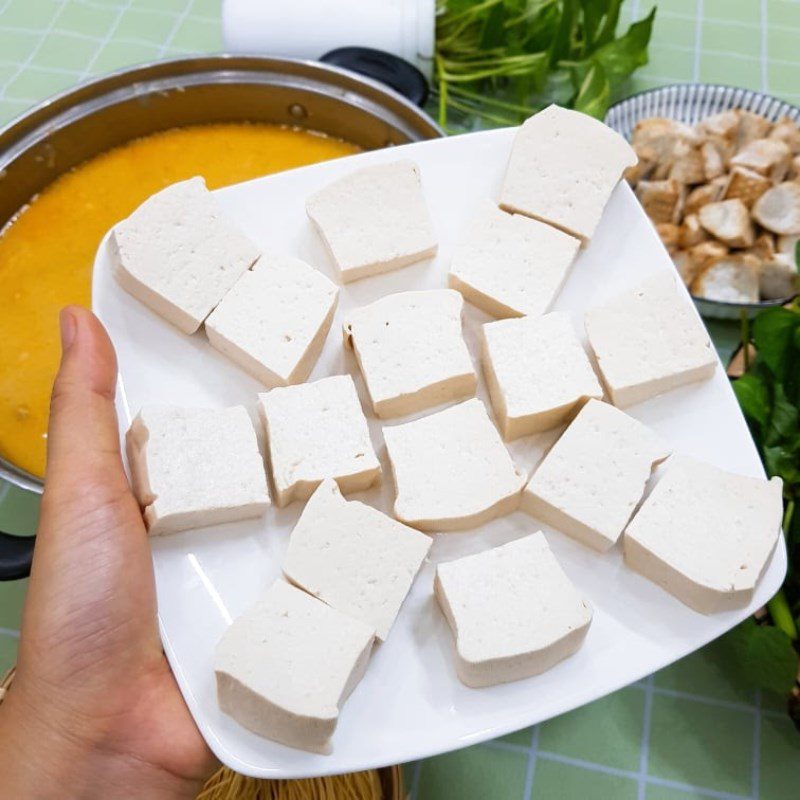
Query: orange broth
0 123 359 476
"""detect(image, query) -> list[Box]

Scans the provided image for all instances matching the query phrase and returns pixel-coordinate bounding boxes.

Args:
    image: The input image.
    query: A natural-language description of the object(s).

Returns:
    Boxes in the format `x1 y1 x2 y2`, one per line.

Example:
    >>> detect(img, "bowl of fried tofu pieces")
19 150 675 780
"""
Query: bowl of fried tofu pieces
606 84 800 317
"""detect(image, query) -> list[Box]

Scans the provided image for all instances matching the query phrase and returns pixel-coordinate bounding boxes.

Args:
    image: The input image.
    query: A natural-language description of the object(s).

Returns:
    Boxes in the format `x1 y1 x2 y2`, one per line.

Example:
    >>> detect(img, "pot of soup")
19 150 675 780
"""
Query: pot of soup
0 53 441 579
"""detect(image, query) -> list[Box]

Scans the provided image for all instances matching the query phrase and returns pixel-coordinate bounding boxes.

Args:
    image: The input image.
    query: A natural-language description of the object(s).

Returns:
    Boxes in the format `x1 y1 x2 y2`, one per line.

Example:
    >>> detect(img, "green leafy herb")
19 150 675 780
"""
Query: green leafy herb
573 62 609 118
729 301 800 704
718 619 797 696
434 0 656 130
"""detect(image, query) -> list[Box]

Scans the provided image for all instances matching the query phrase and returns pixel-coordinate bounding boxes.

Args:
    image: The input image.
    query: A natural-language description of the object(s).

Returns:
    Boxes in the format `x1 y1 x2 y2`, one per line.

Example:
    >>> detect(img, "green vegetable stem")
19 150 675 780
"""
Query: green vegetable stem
434 0 656 130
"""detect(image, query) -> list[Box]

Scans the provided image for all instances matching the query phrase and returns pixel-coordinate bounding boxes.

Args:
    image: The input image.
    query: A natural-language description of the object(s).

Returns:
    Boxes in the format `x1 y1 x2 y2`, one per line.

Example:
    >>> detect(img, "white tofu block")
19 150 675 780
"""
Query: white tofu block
306 160 437 283
585 272 717 407
382 398 525 531
284 479 431 640
448 201 581 318
500 105 637 243
111 177 260 334
258 375 381 507
435 533 592 687
126 405 269 536
205 254 338 387
481 312 603 439
624 456 783 614
343 289 476 418
522 400 670 551
215 580 375 753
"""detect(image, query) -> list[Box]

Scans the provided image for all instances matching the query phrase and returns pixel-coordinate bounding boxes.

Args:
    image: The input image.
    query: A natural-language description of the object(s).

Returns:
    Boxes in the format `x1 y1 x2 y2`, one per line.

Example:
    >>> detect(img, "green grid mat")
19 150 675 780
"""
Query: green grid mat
1 1 799 798
1 0 799 126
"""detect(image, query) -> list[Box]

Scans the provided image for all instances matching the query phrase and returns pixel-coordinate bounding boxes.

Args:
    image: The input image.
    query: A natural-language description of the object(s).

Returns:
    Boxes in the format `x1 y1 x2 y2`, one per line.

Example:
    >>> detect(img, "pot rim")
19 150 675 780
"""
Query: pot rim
0 52 442 162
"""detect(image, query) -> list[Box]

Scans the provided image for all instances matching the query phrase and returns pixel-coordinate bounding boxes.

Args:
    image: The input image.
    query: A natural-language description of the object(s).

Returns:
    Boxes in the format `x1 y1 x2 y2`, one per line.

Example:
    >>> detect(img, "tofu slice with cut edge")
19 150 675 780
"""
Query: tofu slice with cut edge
635 179 683 225
585 272 717 407
126 405 269 536
205 254 338 387
624 455 783 614
258 374 380 507
500 104 637 244
752 182 800 236
306 160 437 283
481 311 603 440
691 255 760 304
343 289 476 418
435 532 592 687
215 580 375 753
448 201 581 318
283 479 431 640
759 255 799 301
382 398 525 531
698 199 754 248
521 399 670 551
111 177 260 334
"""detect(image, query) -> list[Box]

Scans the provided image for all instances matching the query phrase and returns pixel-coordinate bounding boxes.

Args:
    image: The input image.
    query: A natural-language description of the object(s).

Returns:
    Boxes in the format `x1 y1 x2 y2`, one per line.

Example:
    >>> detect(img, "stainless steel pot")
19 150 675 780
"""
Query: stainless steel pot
0 54 441 579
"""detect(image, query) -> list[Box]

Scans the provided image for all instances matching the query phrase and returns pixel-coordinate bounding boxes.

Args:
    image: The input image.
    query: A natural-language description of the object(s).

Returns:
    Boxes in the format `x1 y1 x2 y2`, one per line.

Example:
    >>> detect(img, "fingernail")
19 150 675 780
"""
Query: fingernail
59 308 77 351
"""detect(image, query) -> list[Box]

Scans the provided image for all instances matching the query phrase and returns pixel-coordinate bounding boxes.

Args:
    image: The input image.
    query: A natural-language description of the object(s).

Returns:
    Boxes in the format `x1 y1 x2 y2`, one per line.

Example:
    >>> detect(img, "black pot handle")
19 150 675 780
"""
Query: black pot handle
0 531 34 581
320 47 429 108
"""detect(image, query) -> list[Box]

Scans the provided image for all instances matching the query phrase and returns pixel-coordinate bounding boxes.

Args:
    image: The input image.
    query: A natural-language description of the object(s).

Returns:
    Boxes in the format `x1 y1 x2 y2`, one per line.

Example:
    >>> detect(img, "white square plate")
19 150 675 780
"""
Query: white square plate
92 128 786 779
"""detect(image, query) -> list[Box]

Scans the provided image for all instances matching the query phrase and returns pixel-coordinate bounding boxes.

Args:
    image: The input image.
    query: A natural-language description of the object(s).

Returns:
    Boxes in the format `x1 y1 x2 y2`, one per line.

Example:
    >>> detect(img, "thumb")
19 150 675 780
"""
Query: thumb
43 306 129 503
19 309 155 703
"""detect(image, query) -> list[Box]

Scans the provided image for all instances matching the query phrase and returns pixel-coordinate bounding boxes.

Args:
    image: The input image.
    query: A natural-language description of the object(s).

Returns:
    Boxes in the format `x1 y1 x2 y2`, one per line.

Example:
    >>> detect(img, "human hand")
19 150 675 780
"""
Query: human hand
0 306 216 800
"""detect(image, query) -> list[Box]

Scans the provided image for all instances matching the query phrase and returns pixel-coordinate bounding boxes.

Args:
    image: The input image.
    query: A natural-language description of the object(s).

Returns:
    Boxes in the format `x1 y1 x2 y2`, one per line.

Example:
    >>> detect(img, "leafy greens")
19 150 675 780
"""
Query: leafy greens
434 0 656 129
731 301 800 708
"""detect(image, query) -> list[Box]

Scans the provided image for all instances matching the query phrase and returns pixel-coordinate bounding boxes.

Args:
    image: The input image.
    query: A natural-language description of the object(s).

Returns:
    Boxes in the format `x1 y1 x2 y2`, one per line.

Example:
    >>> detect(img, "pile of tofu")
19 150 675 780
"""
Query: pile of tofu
628 110 800 304
111 104 783 754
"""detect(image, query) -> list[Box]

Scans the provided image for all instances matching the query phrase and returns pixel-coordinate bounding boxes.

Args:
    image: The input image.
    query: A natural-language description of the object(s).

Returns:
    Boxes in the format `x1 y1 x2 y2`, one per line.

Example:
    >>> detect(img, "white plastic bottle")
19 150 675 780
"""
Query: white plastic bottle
222 0 436 76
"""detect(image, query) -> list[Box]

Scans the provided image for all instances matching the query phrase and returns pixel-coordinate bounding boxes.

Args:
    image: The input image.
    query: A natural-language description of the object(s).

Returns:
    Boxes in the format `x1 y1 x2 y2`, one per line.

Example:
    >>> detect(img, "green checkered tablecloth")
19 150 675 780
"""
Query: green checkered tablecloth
1 2 799 798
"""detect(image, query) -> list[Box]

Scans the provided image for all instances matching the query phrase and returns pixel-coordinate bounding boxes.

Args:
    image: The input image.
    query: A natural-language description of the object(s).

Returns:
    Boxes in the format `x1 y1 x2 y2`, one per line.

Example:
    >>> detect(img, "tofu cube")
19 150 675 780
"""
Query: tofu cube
624 456 783 613
283 479 431 640
585 272 717 407
382 398 525 531
205 254 338 387
343 289 476 418
306 160 437 283
126 405 269 536
522 399 670 551
111 177 260 334
435 532 592 687
500 105 637 243
215 580 375 753
258 375 380 507
481 312 603 439
448 201 581 318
